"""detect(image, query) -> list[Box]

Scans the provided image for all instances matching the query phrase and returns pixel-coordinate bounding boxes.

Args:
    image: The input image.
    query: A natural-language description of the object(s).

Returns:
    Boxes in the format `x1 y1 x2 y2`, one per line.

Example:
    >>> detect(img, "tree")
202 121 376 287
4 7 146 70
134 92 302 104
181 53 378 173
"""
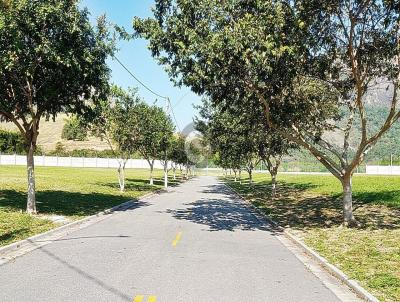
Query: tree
133 103 175 187
169 134 187 180
196 98 293 194
258 134 294 198
91 86 140 192
61 116 88 141
158 125 175 189
133 0 400 226
0 0 114 213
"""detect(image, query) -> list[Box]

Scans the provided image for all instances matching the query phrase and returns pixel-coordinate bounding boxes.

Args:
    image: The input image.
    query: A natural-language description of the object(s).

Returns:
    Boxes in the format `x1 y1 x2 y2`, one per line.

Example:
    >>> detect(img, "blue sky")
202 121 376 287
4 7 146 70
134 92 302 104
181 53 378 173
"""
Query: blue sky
79 0 202 131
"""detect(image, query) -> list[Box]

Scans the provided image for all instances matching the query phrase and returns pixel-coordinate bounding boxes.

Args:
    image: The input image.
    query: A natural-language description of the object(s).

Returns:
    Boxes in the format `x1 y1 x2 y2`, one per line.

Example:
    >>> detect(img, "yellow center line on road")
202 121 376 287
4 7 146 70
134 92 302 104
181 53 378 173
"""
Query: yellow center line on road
133 296 144 302
172 231 183 247
132 296 157 302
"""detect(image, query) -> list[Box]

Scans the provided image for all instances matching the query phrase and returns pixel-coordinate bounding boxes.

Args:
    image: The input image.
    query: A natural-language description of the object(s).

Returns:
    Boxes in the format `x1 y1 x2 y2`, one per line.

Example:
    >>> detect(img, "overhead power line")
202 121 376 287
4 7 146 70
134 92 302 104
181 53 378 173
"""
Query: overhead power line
169 98 181 133
113 55 181 132
173 91 191 109
112 55 169 100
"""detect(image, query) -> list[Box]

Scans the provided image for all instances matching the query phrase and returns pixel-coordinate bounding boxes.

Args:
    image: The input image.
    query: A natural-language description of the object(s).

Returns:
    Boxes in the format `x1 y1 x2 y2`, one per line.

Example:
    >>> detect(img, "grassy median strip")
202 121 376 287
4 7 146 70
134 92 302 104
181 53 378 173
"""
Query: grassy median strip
0 165 178 247
226 173 400 302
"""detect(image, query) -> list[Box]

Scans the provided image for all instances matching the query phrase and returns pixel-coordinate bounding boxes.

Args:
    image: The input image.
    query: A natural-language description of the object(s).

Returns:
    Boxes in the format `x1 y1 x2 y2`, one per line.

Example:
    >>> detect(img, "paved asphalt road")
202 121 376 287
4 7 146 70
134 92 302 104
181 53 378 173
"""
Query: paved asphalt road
0 176 359 302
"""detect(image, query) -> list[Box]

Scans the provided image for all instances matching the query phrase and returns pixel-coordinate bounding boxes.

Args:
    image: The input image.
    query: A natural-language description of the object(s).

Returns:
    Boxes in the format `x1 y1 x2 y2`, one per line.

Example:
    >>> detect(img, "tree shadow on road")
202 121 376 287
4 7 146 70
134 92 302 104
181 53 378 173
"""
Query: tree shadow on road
99 177 182 192
167 184 281 233
31 242 132 301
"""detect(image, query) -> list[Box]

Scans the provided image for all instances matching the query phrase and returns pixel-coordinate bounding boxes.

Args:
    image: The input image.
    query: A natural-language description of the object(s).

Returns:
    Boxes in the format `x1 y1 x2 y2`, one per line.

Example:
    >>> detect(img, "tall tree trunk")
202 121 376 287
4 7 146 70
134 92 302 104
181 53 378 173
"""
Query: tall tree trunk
26 143 37 214
264 157 281 199
173 166 176 180
239 170 242 184
149 162 154 185
342 175 357 227
248 169 253 185
234 170 237 182
117 161 125 192
271 171 277 198
164 162 168 189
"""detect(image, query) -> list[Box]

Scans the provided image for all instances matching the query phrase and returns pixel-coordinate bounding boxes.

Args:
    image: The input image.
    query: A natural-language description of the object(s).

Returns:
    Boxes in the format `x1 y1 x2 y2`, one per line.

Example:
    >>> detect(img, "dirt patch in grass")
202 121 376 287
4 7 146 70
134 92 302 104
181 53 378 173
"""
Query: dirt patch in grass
227 173 400 302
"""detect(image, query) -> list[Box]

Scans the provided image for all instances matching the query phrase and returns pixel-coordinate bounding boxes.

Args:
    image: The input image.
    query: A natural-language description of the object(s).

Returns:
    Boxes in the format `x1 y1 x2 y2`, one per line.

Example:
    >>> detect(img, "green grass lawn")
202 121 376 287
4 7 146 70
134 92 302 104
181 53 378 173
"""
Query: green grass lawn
226 173 400 302
0 165 180 247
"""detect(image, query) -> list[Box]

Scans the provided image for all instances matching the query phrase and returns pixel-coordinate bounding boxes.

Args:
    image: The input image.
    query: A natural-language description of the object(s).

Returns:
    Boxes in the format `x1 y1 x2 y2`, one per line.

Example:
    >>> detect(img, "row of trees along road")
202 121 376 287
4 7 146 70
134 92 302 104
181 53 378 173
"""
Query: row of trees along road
0 0 193 214
90 84 192 191
195 99 295 198
134 0 400 227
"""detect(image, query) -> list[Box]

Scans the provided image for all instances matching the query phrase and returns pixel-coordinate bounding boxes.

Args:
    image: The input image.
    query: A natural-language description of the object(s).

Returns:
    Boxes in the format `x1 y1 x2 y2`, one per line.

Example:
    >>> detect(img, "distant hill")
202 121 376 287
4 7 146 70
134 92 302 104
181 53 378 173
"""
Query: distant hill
287 104 400 169
0 114 110 152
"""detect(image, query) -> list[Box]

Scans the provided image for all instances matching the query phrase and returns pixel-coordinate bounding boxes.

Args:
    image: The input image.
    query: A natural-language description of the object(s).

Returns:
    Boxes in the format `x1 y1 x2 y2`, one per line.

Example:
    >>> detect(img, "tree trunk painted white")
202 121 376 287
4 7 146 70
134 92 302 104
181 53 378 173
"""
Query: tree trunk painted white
117 161 126 192
164 161 168 189
342 176 357 227
234 170 237 182
173 166 176 180
26 144 37 214
271 172 277 198
149 161 154 185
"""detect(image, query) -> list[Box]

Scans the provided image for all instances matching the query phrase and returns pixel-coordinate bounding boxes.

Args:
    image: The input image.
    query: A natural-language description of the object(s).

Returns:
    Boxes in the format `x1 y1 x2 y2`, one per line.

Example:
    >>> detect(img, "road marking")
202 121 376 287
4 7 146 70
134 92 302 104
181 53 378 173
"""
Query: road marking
132 296 156 302
172 231 183 247
133 296 144 302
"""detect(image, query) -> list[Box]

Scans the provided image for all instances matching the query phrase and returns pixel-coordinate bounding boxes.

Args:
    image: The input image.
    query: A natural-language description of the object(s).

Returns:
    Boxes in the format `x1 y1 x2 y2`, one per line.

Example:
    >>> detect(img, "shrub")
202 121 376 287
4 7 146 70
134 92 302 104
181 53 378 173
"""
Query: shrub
61 117 87 141
0 129 26 154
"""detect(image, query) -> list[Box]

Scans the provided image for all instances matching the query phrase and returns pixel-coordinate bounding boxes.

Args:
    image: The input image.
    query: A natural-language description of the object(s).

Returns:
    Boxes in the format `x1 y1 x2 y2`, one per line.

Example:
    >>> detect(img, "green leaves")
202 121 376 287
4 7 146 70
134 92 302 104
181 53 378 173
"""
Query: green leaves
0 0 115 125
132 102 175 161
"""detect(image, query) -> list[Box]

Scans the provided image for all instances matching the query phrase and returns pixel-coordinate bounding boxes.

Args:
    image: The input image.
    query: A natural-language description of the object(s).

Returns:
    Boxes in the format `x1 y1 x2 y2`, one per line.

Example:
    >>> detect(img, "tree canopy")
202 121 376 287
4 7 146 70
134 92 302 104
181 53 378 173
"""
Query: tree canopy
0 0 114 213
133 0 400 226
132 102 175 185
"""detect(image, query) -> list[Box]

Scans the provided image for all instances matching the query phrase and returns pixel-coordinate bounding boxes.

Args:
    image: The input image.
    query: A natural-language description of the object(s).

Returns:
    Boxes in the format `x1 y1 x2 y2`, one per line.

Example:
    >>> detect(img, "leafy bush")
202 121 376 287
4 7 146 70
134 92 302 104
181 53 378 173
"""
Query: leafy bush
0 129 26 154
61 116 87 141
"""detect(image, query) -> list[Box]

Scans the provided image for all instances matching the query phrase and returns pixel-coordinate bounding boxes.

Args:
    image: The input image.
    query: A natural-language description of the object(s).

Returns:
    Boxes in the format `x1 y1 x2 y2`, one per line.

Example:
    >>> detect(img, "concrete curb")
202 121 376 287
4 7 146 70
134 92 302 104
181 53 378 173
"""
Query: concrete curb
0 188 164 265
224 182 380 302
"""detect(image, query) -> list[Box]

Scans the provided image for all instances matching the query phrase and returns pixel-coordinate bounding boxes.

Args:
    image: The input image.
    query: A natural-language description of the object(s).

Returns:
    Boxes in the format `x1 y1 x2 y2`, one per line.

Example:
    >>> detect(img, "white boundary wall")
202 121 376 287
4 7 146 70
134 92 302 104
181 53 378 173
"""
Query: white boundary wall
0 154 169 169
366 165 400 175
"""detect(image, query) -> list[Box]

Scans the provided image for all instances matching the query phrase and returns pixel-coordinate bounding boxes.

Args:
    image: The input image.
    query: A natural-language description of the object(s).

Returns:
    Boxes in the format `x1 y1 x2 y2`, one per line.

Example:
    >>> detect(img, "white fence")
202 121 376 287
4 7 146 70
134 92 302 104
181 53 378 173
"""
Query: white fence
0 154 169 169
366 165 400 175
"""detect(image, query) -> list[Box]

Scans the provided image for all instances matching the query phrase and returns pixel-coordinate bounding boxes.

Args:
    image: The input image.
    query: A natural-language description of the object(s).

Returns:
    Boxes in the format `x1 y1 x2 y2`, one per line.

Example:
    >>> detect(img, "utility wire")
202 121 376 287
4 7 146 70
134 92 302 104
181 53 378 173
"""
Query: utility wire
113 55 169 100
169 98 181 132
173 91 191 109
113 55 181 132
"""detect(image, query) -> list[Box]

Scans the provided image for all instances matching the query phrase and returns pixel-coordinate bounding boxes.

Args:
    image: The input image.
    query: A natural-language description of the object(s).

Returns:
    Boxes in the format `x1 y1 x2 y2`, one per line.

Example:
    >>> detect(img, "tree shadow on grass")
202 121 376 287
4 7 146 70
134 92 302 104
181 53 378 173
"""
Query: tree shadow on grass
228 180 400 231
0 189 149 217
0 228 30 243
